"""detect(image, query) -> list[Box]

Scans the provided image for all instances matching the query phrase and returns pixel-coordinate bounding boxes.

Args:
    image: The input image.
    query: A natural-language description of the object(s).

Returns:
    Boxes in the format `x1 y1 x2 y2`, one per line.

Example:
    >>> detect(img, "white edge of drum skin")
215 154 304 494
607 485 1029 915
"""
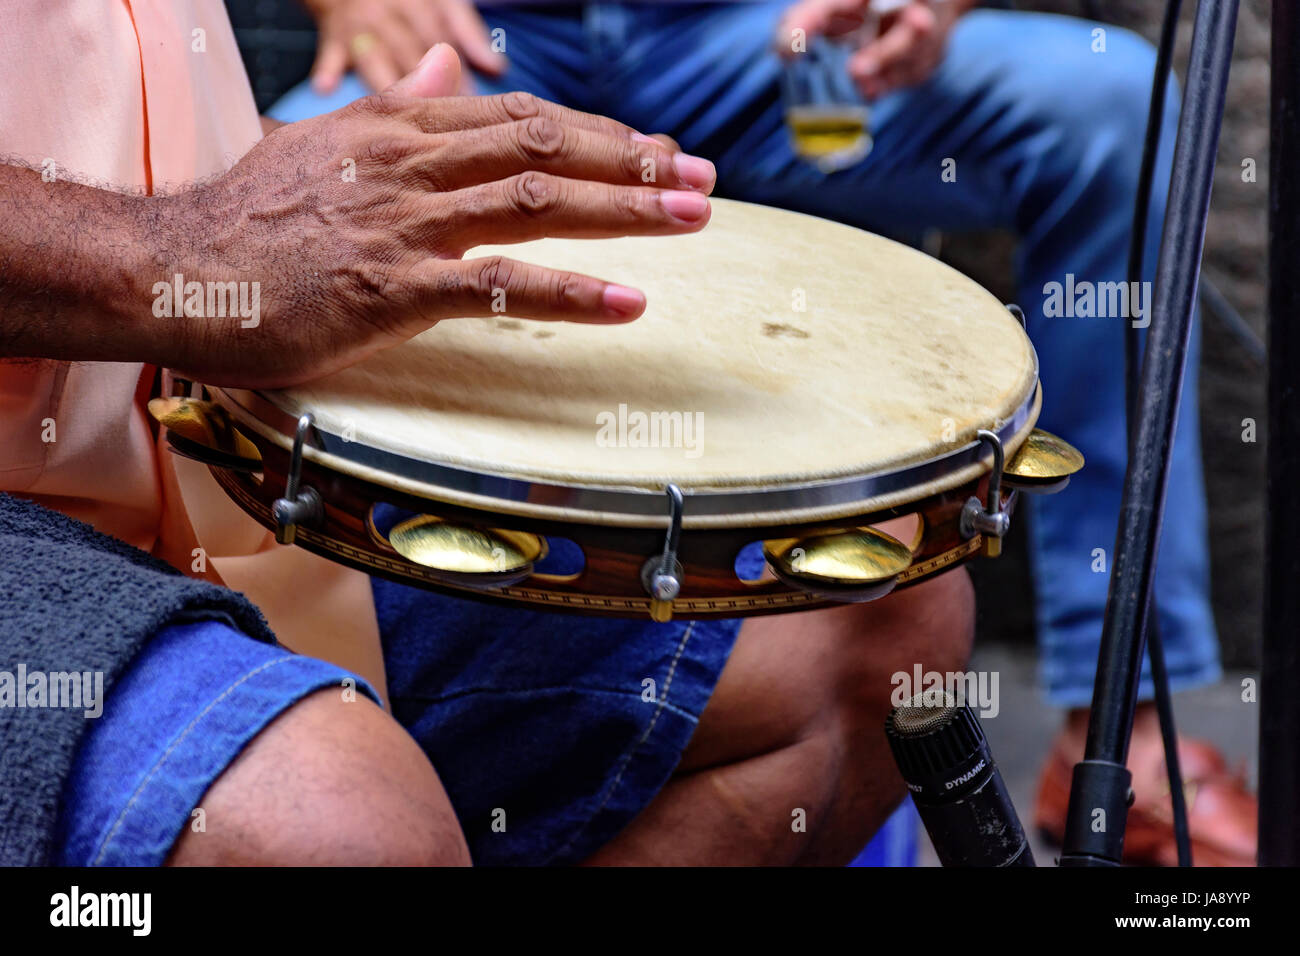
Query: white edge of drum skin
216 387 1040 530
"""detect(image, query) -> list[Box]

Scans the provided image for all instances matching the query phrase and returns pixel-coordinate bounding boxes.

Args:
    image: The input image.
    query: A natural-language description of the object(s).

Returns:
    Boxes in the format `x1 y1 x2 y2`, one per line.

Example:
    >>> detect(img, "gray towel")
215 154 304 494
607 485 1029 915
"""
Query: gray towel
0 493 275 865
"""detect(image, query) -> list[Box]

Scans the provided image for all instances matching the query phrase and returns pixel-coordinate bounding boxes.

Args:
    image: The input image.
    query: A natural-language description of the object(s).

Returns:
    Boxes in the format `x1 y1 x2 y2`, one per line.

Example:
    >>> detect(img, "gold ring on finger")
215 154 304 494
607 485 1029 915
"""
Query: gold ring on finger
350 32 378 57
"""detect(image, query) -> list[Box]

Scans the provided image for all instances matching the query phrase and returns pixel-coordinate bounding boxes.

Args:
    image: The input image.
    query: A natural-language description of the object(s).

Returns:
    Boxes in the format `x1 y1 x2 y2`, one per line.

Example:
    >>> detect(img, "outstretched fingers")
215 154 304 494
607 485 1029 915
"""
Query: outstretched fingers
438 173 711 251
414 119 715 193
412 256 648 325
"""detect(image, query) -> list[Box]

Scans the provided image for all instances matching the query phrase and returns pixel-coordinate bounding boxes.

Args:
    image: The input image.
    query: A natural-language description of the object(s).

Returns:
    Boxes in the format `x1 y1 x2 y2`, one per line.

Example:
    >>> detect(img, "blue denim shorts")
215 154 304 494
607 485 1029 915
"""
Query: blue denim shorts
55 621 377 866
55 590 742 866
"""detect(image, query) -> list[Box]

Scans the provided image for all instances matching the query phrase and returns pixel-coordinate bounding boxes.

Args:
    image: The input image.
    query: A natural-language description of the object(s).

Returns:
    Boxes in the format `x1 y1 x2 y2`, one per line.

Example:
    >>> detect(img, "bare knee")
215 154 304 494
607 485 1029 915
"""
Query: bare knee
681 568 975 772
879 568 975 678
796 568 976 729
167 688 470 866
813 570 976 858
645 569 976 864
728 566 974 818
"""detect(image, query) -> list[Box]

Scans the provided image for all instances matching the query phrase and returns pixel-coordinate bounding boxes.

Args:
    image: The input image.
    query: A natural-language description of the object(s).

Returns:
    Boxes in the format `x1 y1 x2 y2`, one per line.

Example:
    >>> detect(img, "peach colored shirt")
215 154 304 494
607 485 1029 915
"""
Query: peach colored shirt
0 0 383 689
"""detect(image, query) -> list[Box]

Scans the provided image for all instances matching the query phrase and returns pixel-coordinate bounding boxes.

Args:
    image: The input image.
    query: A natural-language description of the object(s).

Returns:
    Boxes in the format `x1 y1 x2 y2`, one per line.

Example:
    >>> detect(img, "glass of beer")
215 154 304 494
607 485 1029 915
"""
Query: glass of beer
782 33 874 173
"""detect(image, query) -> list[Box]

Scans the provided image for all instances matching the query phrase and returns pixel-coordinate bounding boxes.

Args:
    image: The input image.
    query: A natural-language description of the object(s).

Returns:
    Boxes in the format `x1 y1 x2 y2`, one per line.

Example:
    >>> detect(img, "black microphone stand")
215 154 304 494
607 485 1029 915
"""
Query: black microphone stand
1122 0 1191 868
1261 1 1300 868
1059 0 1240 866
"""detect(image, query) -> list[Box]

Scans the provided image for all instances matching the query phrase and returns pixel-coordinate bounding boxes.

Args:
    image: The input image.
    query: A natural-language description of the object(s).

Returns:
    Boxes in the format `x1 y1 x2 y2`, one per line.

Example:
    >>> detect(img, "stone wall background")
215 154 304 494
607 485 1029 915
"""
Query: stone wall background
954 0 1268 667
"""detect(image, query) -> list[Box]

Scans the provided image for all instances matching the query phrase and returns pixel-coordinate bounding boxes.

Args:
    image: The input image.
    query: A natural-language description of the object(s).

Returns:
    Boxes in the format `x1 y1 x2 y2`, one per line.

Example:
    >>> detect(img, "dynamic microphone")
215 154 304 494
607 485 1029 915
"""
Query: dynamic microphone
884 691 1034 867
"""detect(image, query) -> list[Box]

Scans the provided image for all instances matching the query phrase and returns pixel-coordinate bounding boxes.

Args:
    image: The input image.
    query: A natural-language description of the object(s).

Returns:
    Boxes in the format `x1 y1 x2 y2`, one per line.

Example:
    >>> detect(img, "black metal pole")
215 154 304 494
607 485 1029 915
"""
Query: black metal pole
1123 0 1193 869
1124 0 1183 434
1261 0 1300 868
1060 0 1238 866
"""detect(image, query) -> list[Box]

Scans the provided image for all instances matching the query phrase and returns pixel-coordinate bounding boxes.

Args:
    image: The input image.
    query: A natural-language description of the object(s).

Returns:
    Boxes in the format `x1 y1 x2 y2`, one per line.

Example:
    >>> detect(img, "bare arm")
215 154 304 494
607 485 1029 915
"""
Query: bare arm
0 48 715 388
0 162 180 366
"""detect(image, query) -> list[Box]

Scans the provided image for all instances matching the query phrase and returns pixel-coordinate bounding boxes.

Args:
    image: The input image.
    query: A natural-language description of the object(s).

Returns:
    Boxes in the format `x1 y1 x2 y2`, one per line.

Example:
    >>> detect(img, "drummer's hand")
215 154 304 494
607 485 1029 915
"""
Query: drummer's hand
304 0 505 93
777 0 970 99
162 45 715 388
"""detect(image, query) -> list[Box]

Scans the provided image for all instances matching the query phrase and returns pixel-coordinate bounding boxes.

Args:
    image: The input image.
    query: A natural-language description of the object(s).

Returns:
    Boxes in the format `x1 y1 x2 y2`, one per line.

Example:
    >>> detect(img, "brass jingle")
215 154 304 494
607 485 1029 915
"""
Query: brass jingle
768 567 900 604
387 515 546 586
763 527 915 589
147 396 263 467
1003 428 1084 485
1009 476 1071 497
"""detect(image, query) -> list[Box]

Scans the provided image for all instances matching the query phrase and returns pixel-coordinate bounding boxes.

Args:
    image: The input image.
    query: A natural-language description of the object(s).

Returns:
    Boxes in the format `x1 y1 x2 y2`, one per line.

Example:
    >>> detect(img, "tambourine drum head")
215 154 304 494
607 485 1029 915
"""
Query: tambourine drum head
258 199 1037 520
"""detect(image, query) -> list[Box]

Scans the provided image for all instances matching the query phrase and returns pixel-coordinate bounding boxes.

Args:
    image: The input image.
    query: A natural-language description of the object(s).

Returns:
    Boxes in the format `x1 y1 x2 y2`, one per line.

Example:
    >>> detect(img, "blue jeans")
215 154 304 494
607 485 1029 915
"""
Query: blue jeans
271 5 1218 707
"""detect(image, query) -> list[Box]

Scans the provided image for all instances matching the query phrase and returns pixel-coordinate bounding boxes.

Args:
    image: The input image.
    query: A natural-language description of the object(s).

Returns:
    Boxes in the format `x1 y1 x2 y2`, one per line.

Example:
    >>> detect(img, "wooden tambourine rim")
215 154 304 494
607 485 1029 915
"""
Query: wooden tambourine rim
207 450 1005 619
209 383 1040 531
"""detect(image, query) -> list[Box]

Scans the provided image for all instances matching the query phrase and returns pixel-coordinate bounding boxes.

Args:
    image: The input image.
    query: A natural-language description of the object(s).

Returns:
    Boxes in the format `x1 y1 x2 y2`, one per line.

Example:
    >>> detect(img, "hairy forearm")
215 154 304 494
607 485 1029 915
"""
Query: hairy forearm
0 162 194 365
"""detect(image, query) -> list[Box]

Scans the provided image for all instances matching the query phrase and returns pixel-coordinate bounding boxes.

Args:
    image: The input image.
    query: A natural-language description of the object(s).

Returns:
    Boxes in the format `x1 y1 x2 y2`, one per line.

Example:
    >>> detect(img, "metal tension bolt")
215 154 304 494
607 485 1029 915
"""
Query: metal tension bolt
960 429 1012 557
640 484 684 622
272 413 323 545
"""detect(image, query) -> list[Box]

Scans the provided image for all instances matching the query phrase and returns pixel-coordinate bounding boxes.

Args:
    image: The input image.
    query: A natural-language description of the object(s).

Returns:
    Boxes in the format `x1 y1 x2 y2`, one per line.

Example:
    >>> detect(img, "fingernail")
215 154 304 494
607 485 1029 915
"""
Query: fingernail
603 284 645 319
660 190 710 223
418 42 450 68
672 153 716 191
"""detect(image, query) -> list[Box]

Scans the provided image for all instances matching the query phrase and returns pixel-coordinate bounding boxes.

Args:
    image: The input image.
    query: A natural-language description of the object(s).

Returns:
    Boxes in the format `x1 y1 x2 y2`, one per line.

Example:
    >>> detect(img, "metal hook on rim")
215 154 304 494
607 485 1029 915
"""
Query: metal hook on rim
272 413 323 545
960 428 1011 557
641 484 685 622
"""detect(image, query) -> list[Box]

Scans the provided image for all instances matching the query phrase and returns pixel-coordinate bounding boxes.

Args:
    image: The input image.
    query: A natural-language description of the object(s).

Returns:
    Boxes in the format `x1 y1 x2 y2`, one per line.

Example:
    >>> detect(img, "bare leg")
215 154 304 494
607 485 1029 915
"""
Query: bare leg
167 688 470 866
586 568 975 865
